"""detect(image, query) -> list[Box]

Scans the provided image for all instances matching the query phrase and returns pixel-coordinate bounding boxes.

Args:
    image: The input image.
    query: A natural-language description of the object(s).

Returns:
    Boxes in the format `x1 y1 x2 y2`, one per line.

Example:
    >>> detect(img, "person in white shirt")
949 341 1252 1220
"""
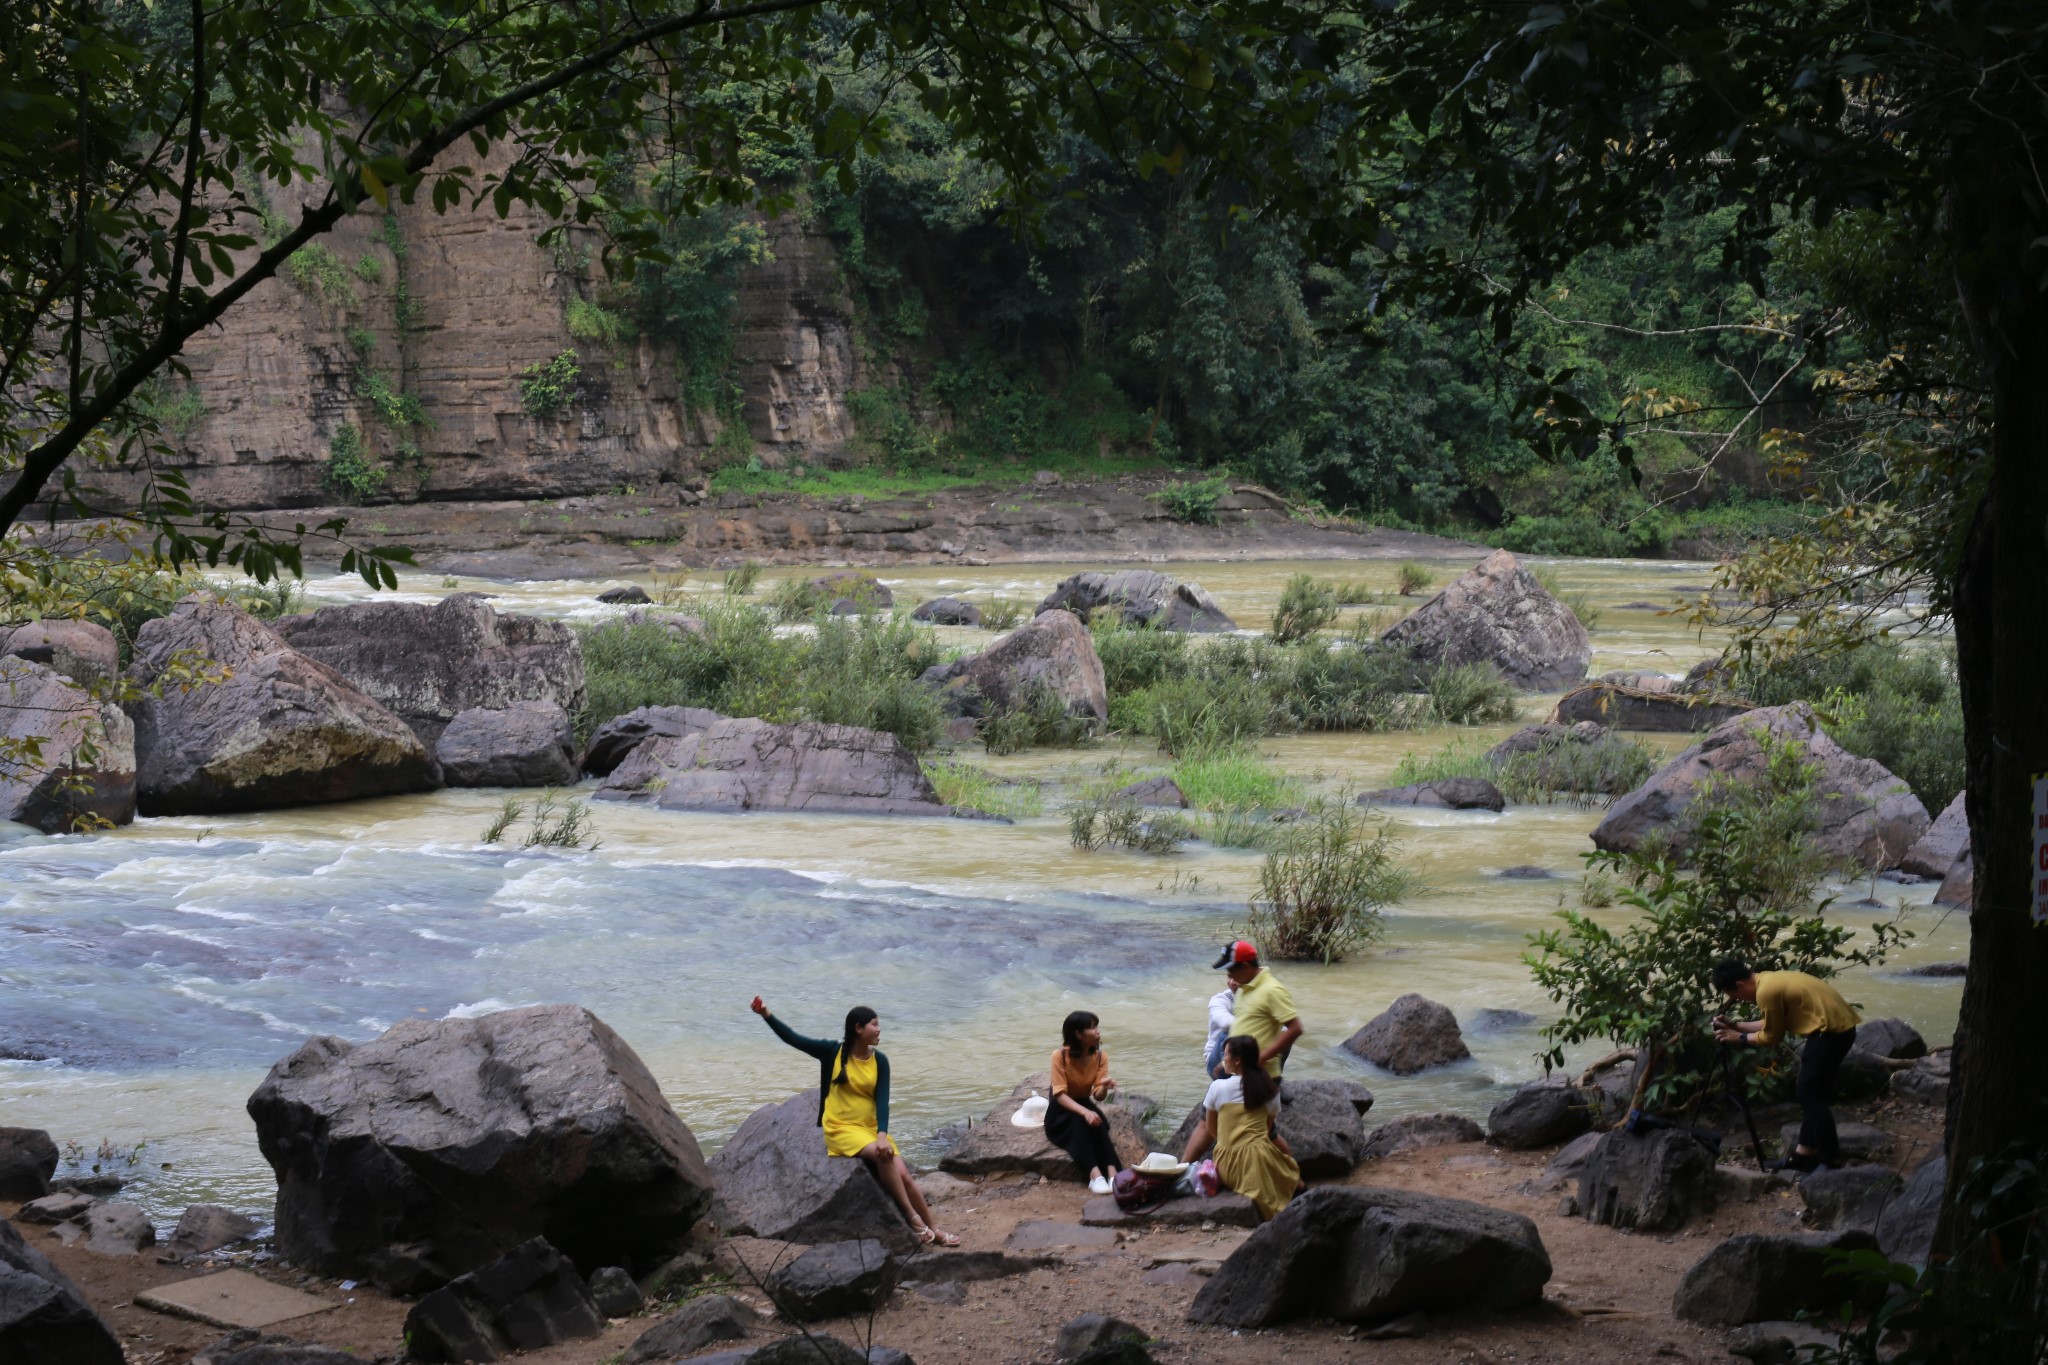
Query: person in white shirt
1203 981 1236 1079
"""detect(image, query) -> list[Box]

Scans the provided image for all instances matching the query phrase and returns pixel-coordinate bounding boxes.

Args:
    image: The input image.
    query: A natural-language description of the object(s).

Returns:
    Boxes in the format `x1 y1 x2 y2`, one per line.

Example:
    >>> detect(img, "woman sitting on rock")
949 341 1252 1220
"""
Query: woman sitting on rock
1045 1009 1126 1195
1180 1034 1304 1221
750 996 958 1247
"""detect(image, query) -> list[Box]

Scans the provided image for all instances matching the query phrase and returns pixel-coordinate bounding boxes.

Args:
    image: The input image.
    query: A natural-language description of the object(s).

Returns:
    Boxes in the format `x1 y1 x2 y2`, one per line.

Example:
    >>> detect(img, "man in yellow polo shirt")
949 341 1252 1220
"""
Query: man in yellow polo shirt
1711 958 1861 1171
1212 940 1302 1080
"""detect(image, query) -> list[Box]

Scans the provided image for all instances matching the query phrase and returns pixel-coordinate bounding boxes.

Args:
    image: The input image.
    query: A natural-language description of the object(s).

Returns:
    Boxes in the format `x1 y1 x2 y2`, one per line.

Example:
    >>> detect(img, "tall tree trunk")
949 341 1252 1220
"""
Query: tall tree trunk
1941 185 2048 1327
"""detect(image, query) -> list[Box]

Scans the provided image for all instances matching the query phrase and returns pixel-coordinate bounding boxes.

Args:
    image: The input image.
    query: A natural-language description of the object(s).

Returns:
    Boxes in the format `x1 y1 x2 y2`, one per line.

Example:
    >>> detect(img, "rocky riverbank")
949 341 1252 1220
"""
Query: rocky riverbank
189 475 1482 580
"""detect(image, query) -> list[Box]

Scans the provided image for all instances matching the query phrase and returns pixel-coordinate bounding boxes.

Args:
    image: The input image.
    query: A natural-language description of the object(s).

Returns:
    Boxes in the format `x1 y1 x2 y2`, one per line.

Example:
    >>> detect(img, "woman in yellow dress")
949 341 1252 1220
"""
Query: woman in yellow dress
1178 1034 1304 1221
751 996 958 1246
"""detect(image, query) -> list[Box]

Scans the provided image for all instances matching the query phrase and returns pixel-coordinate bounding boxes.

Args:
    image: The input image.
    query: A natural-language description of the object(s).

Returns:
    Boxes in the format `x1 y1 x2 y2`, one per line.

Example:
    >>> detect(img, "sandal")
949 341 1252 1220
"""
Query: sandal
910 1217 938 1247
929 1228 961 1248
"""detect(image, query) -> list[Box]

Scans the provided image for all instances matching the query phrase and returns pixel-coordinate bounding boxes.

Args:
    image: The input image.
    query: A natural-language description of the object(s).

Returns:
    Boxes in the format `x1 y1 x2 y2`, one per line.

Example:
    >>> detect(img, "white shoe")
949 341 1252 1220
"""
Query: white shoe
1089 1175 1113 1195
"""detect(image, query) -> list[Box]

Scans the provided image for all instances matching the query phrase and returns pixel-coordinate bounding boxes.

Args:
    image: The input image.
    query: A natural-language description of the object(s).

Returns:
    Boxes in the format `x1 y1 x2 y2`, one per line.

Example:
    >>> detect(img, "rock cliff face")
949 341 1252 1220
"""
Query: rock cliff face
91 156 859 513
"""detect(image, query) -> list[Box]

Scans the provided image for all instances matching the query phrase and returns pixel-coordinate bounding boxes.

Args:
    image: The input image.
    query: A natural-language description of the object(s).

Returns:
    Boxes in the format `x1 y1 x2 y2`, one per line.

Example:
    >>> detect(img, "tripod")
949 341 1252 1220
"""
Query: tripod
1717 1041 1769 1173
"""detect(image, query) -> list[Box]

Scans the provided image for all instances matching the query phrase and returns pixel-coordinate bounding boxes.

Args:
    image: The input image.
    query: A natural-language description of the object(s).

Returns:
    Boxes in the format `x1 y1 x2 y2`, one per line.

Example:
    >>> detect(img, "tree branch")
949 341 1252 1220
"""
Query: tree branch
161 0 208 329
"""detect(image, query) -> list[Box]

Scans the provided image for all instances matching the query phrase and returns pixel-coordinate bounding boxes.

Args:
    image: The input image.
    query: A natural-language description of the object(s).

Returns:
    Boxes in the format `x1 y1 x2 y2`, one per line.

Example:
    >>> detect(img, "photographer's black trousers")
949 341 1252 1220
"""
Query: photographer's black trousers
1796 1026 1858 1161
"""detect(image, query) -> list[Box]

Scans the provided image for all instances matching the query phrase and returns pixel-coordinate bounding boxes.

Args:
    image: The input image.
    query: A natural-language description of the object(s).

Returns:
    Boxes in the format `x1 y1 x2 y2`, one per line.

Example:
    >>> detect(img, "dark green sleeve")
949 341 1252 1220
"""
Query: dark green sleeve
764 1012 839 1063
874 1053 891 1136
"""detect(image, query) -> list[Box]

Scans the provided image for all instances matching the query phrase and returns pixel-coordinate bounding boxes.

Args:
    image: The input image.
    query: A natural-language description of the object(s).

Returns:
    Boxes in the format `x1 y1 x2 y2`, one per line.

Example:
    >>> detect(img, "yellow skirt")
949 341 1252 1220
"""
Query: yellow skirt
1213 1102 1301 1222
822 1051 885 1157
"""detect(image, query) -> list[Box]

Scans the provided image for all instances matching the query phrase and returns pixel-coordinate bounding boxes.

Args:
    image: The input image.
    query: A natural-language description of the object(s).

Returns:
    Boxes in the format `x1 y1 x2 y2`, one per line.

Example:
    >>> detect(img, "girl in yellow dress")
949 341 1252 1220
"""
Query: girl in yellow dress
1179 1034 1304 1221
751 996 958 1246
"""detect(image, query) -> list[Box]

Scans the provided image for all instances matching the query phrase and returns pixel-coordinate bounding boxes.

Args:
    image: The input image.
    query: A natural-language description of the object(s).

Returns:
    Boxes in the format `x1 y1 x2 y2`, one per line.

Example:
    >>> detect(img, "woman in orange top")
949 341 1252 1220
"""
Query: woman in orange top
1044 1009 1124 1194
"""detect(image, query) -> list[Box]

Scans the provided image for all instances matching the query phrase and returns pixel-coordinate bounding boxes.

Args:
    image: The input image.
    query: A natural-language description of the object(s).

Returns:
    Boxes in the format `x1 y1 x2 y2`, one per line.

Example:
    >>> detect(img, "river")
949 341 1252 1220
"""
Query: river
0 554 1965 1221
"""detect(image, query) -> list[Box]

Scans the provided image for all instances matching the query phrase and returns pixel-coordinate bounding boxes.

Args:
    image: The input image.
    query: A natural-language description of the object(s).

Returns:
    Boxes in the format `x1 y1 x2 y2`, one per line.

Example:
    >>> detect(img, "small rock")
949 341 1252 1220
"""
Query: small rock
810 572 893 609
749 1335 868 1365
913 1280 967 1303
1111 776 1189 808
1 618 120 690
1933 852 1974 907
1358 778 1505 812
168 1204 259 1255
1362 1310 1429 1340
622 1293 759 1364
190 1330 360 1365
1035 570 1236 633
910 598 982 628
1141 1263 1202 1287
0 1127 59 1201
598 585 653 605
587 1265 645 1318
1891 1052 1951 1107
1897 791 1967 878
1359 1112 1485 1160
1725 1320 1838 1365
865 1347 914 1365
1900 962 1966 978
14 1191 95 1225
1343 994 1472 1074
1005 1221 1120 1252
403 1238 605 1362
1798 1166 1903 1232
1056 1312 1146 1360
764 1239 897 1322
580 704 722 778
435 701 577 788
1579 1129 1718 1232
1468 1008 1537 1033
1851 1018 1927 1060
1487 1080 1591 1149
81 1202 155 1256
1556 1194 1579 1217
1496 865 1553 879
1033 470 1062 488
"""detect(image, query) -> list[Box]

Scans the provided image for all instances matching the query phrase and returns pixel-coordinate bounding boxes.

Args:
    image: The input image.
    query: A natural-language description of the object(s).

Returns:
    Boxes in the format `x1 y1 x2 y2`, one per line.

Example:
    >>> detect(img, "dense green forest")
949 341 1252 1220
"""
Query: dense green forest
549 56 1872 557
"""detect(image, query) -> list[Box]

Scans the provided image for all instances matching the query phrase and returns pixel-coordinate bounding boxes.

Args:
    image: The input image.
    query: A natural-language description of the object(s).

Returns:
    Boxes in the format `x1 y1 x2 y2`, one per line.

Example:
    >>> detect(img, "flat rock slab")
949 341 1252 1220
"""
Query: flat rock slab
1004 1220 1120 1252
138 1270 338 1330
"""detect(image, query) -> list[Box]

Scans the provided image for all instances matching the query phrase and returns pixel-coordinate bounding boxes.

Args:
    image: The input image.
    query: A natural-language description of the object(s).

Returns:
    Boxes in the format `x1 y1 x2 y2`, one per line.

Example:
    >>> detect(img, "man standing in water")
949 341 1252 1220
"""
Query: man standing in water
1711 958 1860 1171
1213 940 1302 1081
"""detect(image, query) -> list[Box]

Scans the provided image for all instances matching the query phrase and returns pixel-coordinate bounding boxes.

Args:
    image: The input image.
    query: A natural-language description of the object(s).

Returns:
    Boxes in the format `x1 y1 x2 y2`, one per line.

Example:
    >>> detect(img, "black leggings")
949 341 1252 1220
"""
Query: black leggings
1796 1027 1857 1160
1044 1096 1124 1177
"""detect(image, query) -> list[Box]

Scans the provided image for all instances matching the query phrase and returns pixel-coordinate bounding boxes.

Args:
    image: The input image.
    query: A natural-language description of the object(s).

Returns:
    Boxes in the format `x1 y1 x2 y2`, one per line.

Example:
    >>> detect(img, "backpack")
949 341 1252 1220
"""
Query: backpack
1111 1166 1177 1212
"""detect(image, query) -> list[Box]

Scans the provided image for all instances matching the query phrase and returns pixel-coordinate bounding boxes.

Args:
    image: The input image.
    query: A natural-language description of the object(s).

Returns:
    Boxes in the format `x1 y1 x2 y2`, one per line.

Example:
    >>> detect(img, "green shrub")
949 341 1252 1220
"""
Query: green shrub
1742 640 1963 811
1395 561 1435 596
354 253 383 283
767 575 829 622
1283 639 1426 731
1387 741 1495 789
482 791 600 849
981 681 1094 755
1532 567 1603 632
722 562 762 596
283 243 355 303
1271 573 1340 643
980 596 1028 631
1092 618 1192 695
1154 475 1231 525
567 296 632 347
1525 739 1907 1110
1417 661 1519 725
1114 669 1282 756
1393 732 1657 805
1200 808 1283 849
322 424 384 501
1244 799 1418 963
1322 577 1381 605
518 349 582 417
1170 746 1300 811
1069 796 1194 854
922 758 1044 819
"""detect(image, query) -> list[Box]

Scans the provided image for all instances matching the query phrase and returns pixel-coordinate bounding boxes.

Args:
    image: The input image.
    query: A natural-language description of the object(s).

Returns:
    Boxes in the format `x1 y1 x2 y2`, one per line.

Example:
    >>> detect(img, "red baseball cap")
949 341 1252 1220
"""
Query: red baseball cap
1211 940 1259 969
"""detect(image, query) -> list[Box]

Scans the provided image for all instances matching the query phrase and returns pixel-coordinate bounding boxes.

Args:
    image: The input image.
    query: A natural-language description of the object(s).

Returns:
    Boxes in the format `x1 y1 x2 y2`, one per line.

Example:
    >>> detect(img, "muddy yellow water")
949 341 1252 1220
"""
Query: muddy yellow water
0 555 1961 1220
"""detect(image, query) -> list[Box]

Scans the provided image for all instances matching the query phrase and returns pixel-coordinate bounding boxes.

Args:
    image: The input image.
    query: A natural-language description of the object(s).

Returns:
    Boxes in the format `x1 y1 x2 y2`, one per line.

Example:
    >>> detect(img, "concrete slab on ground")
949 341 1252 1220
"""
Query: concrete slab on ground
136 1269 339 1330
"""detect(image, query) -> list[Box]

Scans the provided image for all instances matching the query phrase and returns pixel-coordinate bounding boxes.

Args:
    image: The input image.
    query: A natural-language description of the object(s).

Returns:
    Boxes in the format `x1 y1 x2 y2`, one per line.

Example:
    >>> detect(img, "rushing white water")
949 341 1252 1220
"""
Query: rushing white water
0 555 1964 1221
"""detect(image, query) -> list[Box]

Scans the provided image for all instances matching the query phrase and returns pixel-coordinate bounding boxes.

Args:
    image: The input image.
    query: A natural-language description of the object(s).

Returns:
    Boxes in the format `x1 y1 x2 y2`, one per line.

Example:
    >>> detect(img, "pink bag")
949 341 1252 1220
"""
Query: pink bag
1188 1159 1220 1198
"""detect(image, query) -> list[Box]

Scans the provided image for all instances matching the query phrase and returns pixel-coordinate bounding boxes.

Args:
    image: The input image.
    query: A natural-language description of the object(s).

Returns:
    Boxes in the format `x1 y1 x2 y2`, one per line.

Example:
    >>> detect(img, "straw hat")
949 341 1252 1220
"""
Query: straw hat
1011 1093 1049 1127
1134 1151 1188 1177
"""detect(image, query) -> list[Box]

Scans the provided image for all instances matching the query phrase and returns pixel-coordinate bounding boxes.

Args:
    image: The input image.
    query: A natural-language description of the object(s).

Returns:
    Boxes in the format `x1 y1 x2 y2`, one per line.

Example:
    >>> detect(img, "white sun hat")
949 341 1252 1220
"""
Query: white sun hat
1011 1093 1049 1127
1134 1151 1189 1176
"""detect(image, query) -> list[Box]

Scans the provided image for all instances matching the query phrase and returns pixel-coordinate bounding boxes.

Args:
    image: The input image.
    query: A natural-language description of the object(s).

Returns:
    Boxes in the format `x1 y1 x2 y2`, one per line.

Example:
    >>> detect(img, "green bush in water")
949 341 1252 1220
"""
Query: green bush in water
1069 795 1194 853
1170 745 1301 812
1244 798 1419 963
980 680 1094 755
1392 731 1656 806
1091 617 1192 695
1417 660 1519 726
1270 573 1340 643
922 757 1043 819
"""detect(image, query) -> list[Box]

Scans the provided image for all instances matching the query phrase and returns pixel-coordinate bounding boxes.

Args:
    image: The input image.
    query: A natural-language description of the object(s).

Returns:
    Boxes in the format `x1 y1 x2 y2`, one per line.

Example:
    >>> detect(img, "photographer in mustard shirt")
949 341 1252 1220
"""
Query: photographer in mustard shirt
1711 958 1860 1171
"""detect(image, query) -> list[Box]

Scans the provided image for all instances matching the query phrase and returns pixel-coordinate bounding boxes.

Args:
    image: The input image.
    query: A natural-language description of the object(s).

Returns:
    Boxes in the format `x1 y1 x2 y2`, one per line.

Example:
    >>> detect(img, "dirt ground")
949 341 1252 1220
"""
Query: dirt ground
15 1093 1947 1365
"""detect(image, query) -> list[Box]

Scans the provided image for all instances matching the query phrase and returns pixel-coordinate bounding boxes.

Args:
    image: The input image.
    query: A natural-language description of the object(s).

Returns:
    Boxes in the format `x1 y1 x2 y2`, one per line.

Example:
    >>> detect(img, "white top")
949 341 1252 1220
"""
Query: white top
1202 1074 1280 1118
1205 988 1235 1055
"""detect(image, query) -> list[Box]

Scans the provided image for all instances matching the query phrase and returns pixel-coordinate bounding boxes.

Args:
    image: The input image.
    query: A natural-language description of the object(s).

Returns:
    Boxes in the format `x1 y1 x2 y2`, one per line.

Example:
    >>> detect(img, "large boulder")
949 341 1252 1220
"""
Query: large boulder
581 705 722 777
1 619 119 690
595 717 955 818
1342 995 1472 1075
80 1202 154 1256
1934 853 1974 907
1578 1129 1718 1231
1187 1186 1551 1327
1876 1155 1944 1266
0 1218 125 1365
1487 1081 1591 1150
707 1090 917 1252
917 609 1107 722
1554 681 1753 733
0 1127 58 1201
1358 1113 1486 1161
1485 722 1646 796
1274 1079 1373 1178
1899 792 1968 878
276 594 585 746
435 702 577 788
401 1238 605 1362
169 1204 261 1256
0 658 136 833
1036 570 1236 633
1891 1051 1951 1107
1376 550 1590 690
809 572 893 610
1798 1166 1903 1233
246 1004 714 1293
1851 1017 1927 1061
1591 703 1931 868
1358 778 1504 812
940 1078 1152 1180
1672 1230 1881 1326
130 596 438 815
763 1238 898 1321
